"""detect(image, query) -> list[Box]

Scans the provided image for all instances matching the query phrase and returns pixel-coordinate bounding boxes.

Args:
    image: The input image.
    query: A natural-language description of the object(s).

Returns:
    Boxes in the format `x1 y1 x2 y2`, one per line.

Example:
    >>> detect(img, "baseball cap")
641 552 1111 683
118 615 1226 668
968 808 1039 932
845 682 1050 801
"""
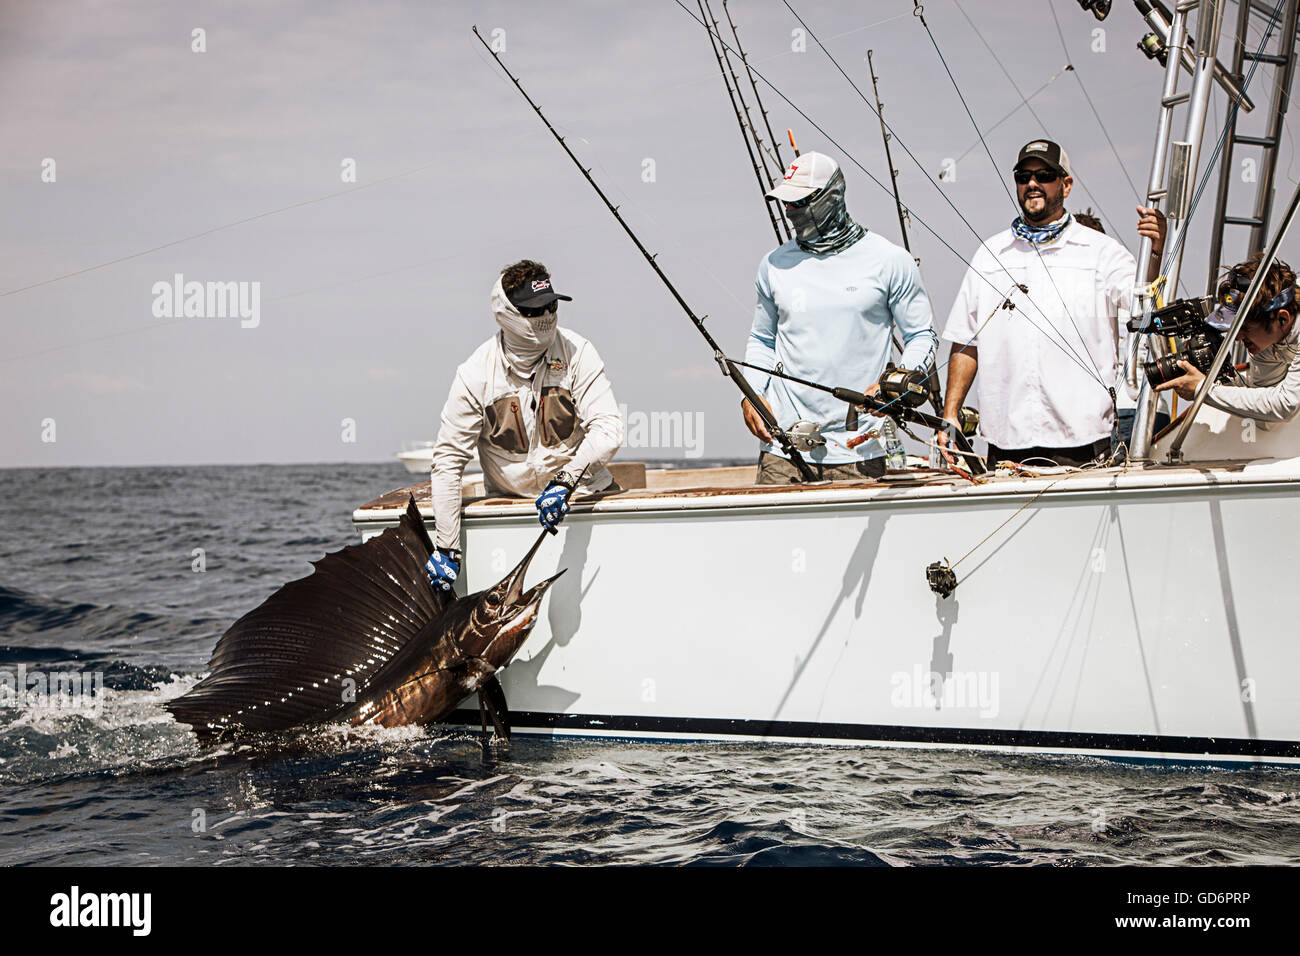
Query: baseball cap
767 151 840 202
505 273 573 310
1015 140 1072 177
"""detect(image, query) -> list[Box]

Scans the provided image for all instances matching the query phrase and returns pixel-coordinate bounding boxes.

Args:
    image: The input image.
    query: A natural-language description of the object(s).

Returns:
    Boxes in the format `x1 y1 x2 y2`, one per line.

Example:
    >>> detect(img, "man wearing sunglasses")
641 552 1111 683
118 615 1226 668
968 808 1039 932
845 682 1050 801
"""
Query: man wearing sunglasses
938 139 1153 470
740 150 938 483
425 260 625 593
1154 254 1300 422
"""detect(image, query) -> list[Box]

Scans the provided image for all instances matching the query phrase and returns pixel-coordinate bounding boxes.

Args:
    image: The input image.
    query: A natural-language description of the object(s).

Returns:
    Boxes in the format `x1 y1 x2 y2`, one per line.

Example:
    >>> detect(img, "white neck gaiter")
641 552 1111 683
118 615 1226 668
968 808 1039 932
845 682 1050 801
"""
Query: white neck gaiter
491 276 558 377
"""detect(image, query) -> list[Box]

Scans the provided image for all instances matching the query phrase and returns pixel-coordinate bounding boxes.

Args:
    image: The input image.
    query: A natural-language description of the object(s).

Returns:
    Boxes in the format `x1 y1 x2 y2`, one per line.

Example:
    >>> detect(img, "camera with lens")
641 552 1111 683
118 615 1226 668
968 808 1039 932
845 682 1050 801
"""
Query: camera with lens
1126 296 1233 388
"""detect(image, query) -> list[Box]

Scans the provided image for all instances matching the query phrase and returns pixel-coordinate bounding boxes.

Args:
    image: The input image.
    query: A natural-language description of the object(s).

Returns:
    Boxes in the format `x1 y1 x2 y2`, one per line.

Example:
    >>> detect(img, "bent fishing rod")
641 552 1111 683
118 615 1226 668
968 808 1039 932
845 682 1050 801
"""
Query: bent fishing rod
472 25 818 483
727 358 987 476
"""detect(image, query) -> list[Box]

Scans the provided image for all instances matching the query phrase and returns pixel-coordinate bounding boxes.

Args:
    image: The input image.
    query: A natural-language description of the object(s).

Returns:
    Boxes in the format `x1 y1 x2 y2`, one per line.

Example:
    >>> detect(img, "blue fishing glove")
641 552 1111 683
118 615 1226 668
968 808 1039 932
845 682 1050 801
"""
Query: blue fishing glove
535 471 578 534
425 548 461 592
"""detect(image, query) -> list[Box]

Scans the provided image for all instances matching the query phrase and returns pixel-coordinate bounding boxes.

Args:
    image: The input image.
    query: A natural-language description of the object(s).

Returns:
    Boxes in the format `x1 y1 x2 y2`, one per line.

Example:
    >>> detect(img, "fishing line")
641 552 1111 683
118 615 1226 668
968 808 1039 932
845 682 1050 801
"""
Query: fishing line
759 1 1093 363
777 0 1111 393
473 26 820 482
951 1 1132 254
1152 0 1285 286
3 218 598 365
937 456 1120 592
698 0 787 244
1241 13 1300 187
671 0 1112 392
1046 0 1145 205
722 0 790 195
722 0 791 185
715 0 784 184
950 65 1072 167
912 1 1111 392
0 161 445 298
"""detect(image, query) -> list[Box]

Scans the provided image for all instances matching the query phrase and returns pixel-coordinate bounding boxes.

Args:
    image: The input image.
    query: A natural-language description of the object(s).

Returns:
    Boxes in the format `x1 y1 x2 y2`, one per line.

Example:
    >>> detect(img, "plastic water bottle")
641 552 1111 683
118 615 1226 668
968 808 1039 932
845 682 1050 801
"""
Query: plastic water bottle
882 419 906 471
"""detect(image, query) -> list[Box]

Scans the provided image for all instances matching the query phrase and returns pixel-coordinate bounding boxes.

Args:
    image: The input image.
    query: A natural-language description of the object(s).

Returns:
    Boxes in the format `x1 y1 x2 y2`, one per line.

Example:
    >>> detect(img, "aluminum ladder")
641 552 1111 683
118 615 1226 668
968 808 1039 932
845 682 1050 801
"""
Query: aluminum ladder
1204 0 1299 287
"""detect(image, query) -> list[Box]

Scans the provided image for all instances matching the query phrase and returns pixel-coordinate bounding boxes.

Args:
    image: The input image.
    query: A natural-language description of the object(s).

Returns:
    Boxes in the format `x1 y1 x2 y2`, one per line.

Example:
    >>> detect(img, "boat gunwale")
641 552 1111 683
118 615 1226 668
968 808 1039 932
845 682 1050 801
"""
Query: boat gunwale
352 458 1300 525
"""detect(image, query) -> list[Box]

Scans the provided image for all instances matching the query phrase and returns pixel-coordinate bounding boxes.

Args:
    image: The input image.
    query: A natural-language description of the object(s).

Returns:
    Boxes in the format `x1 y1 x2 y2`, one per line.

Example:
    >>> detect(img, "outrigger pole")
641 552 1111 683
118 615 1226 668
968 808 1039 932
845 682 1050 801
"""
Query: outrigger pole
472 26 818 483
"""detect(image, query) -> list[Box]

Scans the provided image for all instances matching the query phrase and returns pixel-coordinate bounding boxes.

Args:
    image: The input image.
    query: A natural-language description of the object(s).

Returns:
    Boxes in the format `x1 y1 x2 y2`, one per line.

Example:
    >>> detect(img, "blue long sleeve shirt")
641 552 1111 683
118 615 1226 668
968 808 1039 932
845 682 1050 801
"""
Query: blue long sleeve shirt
743 231 938 464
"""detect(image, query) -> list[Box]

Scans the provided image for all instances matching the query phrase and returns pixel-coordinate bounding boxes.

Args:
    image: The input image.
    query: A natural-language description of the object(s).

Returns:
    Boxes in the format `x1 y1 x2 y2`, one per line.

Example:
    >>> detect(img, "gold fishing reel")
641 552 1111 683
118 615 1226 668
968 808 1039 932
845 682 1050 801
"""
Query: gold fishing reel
957 406 979 438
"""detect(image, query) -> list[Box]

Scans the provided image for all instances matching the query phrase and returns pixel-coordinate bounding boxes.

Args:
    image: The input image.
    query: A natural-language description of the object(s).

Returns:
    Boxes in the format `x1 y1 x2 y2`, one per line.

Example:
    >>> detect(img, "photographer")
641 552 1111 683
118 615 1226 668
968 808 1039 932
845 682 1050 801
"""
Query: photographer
1155 254 1300 422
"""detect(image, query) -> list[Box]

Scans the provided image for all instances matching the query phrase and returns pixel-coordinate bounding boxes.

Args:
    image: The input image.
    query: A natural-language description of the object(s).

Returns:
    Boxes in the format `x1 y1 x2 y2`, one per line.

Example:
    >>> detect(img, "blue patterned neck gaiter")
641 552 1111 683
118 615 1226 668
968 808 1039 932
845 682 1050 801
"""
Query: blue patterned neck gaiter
786 168 866 255
1012 212 1072 245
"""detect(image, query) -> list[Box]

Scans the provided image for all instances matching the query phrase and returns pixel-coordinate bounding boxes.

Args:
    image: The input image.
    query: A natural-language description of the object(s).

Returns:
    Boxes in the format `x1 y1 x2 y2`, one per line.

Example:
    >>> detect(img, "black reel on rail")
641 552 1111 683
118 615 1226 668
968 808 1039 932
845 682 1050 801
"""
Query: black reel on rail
926 561 958 599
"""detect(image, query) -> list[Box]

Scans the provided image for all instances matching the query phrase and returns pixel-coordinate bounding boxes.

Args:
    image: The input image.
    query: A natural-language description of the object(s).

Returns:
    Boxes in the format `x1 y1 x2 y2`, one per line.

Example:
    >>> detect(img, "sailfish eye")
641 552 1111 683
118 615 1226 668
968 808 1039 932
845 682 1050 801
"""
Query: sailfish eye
485 591 502 607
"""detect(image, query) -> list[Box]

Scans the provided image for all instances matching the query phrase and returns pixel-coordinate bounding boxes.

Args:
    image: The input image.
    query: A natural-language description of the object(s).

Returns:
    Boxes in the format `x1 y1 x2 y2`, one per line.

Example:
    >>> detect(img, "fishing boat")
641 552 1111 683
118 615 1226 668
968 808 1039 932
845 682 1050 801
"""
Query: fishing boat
352 0 1300 764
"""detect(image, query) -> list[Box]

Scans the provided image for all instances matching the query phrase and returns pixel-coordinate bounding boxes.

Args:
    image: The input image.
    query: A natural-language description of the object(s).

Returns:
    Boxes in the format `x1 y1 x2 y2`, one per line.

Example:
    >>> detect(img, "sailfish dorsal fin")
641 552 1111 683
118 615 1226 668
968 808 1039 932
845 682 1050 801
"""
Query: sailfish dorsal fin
167 496 445 741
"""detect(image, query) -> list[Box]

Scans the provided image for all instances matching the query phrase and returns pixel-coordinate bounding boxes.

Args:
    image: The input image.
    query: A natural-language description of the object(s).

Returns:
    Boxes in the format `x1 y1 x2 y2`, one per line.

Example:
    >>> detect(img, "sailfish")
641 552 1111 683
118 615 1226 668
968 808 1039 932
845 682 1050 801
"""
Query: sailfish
167 496 561 743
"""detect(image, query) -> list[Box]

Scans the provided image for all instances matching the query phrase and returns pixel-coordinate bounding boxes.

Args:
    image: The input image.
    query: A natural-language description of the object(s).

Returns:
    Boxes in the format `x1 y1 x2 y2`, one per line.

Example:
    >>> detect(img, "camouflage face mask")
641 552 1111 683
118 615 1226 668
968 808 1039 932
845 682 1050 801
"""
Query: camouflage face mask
784 167 865 255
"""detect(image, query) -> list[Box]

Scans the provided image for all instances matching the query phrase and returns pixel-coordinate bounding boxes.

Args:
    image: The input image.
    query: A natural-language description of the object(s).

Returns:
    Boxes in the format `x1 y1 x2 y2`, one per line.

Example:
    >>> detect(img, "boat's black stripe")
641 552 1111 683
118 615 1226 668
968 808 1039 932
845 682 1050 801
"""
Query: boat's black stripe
445 709 1300 758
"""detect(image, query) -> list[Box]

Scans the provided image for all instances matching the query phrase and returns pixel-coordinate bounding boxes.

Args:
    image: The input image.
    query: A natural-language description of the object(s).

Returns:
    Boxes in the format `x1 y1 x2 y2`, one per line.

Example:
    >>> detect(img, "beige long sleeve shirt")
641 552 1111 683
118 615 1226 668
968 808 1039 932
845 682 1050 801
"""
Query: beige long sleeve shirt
430 327 624 551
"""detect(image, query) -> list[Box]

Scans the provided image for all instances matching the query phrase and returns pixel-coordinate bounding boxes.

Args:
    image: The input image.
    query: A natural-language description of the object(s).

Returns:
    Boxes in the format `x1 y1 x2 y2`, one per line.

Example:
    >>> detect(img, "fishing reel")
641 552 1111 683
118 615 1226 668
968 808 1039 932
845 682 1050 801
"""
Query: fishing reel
786 420 826 452
956 406 979 438
1126 296 1233 387
933 407 979 442
926 560 958 598
878 366 930 409
1076 0 1110 20
1137 31 1167 66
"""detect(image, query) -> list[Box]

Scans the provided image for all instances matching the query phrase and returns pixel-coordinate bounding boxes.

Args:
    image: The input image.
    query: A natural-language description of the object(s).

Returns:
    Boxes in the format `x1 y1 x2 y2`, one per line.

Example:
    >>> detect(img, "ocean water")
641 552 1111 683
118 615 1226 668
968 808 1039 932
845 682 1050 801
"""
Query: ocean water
1 463 1298 866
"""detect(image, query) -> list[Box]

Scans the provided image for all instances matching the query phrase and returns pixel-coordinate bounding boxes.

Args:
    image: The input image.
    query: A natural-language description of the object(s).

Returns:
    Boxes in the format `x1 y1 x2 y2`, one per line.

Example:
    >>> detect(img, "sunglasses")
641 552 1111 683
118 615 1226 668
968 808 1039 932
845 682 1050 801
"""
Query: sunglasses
1013 168 1061 185
519 301 558 318
783 192 818 209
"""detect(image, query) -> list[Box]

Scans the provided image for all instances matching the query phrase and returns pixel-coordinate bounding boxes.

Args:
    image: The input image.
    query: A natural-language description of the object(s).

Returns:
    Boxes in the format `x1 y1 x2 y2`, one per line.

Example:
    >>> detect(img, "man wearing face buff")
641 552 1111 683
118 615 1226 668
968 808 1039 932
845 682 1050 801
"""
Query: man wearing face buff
938 140 1157 469
741 151 939 483
425 260 625 593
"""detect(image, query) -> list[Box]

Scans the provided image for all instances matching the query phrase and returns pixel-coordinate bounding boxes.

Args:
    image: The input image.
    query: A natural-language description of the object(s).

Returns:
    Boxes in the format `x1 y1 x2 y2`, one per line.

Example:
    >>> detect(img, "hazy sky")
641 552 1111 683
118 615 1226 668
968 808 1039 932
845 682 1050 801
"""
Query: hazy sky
3 0 1295 467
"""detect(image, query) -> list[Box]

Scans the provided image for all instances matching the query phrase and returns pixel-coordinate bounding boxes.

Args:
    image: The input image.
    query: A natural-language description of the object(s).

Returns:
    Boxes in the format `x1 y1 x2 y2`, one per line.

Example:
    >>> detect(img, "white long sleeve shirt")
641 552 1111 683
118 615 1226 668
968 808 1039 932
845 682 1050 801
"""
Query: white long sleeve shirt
430 326 624 551
943 220 1136 449
1205 320 1300 422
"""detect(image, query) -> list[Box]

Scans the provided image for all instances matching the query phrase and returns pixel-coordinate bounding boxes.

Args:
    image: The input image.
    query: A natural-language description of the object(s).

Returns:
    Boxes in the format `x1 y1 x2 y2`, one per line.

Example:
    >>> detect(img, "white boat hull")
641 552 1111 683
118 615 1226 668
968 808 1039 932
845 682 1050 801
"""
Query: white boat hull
354 463 1300 765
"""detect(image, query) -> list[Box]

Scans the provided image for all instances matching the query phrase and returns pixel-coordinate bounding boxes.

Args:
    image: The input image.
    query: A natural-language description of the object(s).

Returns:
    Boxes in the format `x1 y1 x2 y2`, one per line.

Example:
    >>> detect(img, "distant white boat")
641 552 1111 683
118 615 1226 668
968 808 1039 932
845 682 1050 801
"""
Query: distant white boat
395 441 435 475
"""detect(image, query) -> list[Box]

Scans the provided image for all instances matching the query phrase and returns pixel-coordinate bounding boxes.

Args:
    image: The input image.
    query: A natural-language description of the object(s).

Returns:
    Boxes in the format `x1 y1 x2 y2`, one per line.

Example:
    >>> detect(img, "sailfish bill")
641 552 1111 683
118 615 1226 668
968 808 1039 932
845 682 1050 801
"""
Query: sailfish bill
166 496 561 743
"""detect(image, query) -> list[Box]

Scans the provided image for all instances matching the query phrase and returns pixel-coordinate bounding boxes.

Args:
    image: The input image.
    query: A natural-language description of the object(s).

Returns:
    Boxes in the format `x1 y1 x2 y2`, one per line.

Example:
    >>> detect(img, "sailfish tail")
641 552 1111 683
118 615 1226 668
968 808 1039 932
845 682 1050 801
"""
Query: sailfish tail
167 496 445 742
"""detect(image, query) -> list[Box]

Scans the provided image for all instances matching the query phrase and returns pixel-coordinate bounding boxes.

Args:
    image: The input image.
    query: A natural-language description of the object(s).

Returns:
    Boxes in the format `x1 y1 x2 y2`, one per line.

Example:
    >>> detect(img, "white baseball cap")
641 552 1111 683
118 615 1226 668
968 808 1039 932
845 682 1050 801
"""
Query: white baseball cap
767 151 839 202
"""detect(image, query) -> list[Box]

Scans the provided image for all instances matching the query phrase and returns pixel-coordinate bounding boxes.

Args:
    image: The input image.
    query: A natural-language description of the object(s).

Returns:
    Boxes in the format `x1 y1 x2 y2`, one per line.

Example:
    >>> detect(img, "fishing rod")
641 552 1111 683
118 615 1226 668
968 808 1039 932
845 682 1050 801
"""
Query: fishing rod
726 0 1109 396
862 50 941 409
704 0 778 185
722 0 788 179
471 25 818 483
866 50 911 256
727 358 987 476
698 0 787 246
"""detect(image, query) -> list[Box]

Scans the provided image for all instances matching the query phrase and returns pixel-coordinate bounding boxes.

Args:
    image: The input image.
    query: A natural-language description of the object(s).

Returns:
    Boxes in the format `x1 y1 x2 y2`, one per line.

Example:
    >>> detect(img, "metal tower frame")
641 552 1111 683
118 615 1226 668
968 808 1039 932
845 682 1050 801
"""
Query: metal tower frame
1205 0 1299 289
